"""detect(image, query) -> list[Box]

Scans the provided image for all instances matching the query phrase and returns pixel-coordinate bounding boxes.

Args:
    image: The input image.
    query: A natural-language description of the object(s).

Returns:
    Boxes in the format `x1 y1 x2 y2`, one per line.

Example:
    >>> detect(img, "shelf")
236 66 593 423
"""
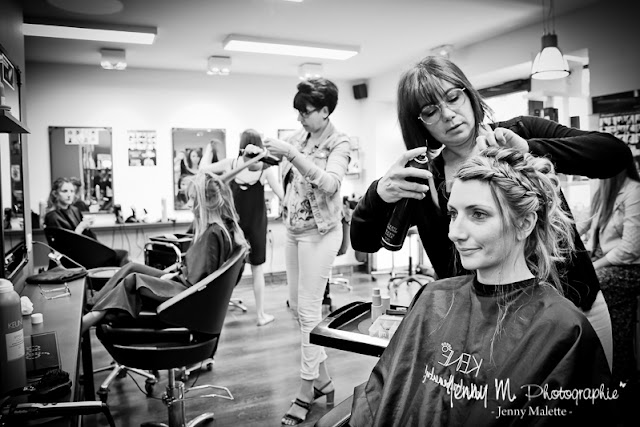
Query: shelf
0 109 29 134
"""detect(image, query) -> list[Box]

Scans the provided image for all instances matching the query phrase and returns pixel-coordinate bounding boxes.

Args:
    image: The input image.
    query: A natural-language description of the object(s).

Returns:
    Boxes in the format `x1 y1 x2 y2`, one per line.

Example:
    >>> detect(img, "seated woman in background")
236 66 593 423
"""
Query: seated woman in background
82 171 248 333
45 176 128 265
350 148 612 426
45 177 96 238
580 161 640 386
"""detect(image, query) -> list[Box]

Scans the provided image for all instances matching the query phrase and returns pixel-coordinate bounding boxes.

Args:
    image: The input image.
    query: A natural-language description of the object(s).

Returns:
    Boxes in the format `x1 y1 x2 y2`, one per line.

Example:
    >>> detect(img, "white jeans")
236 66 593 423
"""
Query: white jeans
583 290 613 372
285 226 342 380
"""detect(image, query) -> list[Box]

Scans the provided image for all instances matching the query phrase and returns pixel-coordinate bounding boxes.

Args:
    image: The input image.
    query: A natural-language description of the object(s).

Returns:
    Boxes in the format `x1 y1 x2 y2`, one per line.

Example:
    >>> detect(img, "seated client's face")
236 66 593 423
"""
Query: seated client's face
446 179 519 279
57 182 76 207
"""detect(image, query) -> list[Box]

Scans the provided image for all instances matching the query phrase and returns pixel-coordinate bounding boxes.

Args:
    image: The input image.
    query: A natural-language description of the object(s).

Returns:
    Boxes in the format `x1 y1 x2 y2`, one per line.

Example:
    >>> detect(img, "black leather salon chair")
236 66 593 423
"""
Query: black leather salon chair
44 227 128 271
95 246 247 427
44 226 151 402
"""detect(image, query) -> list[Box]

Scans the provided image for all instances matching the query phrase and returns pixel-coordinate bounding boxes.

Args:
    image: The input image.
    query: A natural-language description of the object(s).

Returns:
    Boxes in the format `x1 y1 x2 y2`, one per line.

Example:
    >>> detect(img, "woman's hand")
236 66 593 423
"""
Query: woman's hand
264 137 299 161
476 127 529 153
376 147 432 204
76 215 94 232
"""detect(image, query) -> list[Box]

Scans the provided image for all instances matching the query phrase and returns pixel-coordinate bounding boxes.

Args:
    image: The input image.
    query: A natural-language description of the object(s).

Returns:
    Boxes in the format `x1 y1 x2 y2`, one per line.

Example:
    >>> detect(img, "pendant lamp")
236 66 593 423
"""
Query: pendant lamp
530 0 569 80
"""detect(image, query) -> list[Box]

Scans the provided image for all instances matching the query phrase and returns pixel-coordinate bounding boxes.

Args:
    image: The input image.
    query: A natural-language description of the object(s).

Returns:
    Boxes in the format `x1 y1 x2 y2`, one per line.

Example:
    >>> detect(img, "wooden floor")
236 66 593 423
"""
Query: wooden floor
81 271 421 427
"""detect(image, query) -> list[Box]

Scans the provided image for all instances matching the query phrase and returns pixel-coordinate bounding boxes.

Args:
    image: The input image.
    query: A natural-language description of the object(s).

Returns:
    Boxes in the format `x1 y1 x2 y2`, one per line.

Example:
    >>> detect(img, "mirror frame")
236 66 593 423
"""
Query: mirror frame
0 45 28 279
48 126 114 213
172 128 226 210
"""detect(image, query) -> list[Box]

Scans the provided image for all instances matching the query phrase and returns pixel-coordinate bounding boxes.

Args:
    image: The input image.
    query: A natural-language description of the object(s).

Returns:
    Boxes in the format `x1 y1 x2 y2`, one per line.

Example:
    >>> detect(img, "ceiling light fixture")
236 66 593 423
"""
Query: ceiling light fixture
23 23 157 45
223 35 359 60
530 0 569 80
100 48 126 70
431 44 453 58
298 63 323 80
207 56 231 76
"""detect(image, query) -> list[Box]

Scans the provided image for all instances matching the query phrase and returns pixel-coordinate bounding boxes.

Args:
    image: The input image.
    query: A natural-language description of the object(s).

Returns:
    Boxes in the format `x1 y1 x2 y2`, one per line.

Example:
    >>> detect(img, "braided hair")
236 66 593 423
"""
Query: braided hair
455 147 575 291
455 147 576 362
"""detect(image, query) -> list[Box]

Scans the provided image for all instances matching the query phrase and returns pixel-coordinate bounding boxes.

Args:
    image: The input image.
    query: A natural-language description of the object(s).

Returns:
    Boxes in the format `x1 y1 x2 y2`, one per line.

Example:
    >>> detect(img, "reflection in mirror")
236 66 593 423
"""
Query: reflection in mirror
1 44 27 280
1 133 27 279
172 128 226 210
49 127 113 213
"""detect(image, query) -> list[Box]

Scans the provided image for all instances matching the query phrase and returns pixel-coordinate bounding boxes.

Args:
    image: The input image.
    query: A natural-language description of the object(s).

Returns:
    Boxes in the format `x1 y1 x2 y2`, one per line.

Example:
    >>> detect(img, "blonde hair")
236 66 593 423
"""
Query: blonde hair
187 171 248 250
456 147 575 289
455 148 576 362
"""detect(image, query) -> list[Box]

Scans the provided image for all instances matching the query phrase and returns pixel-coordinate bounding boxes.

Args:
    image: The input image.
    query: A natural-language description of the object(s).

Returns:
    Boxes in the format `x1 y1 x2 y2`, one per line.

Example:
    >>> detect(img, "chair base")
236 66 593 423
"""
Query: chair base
141 368 232 427
96 362 158 402
329 277 353 291
140 412 214 427
388 274 433 295
229 298 247 312
179 358 214 381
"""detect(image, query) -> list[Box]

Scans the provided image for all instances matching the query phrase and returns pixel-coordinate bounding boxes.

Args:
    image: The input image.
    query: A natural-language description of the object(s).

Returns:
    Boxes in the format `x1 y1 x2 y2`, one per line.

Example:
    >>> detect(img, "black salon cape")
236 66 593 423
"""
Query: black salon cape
350 276 613 427
91 223 234 318
44 205 97 239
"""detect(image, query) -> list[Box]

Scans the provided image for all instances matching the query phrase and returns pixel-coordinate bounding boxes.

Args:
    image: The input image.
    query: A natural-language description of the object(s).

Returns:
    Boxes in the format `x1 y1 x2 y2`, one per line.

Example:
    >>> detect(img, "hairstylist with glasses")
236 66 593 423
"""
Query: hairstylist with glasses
351 56 633 372
264 78 350 426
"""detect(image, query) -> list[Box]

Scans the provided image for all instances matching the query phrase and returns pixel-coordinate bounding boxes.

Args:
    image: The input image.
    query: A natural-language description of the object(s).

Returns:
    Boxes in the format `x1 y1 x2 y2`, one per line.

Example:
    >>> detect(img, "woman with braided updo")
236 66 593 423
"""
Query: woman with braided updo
350 148 612 426
352 56 634 371
82 171 247 333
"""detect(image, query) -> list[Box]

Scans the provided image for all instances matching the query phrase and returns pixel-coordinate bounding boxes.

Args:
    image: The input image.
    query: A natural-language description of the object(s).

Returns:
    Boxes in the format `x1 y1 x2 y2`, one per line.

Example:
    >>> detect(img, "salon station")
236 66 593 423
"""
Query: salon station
1 0 639 426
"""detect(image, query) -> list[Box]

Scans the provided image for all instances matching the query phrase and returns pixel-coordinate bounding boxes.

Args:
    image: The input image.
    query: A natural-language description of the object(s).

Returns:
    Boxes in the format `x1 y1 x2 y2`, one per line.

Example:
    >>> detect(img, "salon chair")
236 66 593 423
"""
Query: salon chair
44 226 151 402
44 227 128 271
146 235 247 314
95 246 247 426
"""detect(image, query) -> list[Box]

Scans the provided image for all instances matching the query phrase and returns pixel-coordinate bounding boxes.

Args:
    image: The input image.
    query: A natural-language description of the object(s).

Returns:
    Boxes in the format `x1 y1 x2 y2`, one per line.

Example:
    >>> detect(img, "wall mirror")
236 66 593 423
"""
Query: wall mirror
1 45 28 279
172 128 226 210
49 126 114 213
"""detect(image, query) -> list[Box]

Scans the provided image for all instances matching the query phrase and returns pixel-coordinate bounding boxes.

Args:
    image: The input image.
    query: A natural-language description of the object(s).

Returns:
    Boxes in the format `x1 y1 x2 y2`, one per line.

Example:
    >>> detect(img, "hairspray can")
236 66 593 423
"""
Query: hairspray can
380 153 430 251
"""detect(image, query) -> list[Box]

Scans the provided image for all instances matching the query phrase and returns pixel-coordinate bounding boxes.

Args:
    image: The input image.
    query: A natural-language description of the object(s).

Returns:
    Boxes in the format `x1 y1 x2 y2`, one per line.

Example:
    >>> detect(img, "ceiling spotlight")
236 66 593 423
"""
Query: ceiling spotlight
431 44 453 58
298 63 323 80
207 56 231 76
100 48 126 70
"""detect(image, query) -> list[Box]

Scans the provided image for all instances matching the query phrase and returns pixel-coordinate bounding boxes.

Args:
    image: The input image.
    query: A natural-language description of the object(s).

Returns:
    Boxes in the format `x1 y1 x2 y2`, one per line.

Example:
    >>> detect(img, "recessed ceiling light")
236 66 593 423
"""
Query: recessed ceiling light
23 23 156 45
223 35 358 60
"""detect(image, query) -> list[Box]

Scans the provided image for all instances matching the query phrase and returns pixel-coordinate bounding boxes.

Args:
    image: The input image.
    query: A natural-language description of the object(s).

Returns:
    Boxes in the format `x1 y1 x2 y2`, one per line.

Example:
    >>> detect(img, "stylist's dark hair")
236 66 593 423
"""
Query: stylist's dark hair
239 129 263 151
293 78 339 116
397 56 491 150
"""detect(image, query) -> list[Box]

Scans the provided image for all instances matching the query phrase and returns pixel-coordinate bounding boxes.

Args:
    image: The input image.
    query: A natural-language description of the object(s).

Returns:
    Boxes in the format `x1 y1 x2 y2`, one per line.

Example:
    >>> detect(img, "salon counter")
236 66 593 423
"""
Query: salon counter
29 217 363 276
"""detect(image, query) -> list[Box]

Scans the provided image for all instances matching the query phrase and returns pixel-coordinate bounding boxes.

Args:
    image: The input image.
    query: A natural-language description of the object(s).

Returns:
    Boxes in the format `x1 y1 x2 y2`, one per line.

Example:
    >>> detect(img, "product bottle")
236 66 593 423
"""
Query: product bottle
0 278 27 396
380 153 431 251
161 198 168 222
371 287 383 322
381 295 391 315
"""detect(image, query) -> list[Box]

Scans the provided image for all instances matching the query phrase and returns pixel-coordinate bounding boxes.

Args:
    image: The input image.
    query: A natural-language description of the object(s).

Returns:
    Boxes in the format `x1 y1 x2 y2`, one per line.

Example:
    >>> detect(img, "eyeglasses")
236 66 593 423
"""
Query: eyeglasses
417 88 467 125
298 108 318 119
